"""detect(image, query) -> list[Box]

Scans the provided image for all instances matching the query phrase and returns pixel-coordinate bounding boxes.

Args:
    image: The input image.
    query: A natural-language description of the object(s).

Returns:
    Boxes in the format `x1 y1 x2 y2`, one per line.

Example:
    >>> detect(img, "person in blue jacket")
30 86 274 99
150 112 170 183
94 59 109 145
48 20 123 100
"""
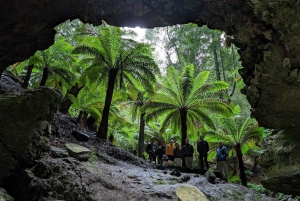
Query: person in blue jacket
216 141 228 181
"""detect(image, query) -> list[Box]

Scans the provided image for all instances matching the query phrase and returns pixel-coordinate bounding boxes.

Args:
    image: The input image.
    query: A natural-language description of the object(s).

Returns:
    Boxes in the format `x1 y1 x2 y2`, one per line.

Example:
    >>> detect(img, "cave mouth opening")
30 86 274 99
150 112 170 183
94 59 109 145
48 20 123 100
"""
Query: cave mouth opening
10 19 251 123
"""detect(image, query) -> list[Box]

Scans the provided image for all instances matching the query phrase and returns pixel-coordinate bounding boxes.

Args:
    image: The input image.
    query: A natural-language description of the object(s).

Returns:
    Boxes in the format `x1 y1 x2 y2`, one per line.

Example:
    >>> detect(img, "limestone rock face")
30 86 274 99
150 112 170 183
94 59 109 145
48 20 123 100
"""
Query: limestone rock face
176 184 207 201
258 129 300 195
0 87 62 182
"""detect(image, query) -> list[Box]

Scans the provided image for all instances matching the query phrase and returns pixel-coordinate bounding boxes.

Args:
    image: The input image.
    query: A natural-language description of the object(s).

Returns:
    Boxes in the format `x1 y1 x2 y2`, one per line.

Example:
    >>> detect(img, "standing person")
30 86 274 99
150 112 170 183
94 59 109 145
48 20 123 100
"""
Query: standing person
216 141 228 181
173 142 183 167
182 139 194 168
166 140 175 162
146 137 157 164
197 135 210 170
155 140 166 166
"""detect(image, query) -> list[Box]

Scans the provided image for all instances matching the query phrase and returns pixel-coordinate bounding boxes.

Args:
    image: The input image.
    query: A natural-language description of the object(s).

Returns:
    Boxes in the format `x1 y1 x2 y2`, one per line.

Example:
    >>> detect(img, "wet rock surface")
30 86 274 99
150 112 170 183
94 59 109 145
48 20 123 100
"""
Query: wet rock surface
258 129 300 195
48 113 278 201
65 143 91 161
0 85 62 183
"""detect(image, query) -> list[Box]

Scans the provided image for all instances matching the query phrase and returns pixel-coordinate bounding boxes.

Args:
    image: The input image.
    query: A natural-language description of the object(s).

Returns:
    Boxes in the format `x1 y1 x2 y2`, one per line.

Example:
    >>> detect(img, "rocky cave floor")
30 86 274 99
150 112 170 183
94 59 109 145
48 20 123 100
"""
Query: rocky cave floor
0 74 283 200
47 112 279 201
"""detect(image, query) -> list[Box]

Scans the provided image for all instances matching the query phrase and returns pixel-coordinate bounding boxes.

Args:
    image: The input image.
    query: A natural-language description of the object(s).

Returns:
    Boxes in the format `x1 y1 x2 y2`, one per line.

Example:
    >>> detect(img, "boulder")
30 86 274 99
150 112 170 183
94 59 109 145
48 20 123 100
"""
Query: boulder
65 143 90 161
0 187 14 201
50 146 69 158
7 157 90 201
205 169 216 184
71 129 91 142
170 169 181 177
176 184 207 201
258 129 300 195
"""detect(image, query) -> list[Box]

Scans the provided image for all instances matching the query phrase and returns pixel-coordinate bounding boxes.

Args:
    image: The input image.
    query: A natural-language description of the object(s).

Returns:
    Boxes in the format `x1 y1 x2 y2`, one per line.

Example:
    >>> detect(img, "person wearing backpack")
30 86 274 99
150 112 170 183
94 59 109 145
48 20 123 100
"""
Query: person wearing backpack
216 141 228 181
197 135 210 170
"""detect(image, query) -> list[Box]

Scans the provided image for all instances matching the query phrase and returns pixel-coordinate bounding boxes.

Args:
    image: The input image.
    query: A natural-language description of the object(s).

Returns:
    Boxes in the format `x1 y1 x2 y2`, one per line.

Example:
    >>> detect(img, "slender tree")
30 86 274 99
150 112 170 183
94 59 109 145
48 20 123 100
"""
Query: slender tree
126 91 148 158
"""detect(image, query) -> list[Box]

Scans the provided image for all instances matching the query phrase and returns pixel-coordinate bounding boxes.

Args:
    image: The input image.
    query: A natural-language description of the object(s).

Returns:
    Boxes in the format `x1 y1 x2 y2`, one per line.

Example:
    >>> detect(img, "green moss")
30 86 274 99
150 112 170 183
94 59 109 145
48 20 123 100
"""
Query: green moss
88 151 98 163
154 179 166 185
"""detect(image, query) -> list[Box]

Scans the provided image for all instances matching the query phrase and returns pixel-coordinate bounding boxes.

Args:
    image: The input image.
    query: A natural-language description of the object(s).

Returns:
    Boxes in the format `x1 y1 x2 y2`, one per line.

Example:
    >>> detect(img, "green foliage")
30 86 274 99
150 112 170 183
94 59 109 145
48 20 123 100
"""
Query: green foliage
205 104 264 153
228 171 241 184
143 64 231 144
248 183 270 195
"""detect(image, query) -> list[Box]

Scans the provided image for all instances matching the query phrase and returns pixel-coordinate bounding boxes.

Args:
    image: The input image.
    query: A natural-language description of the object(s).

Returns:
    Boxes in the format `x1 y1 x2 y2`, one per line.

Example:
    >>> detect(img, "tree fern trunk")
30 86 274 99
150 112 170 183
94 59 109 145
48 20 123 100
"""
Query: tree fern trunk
138 112 145 158
40 66 49 86
59 83 84 114
97 69 118 139
180 109 188 146
87 115 97 132
77 110 88 128
22 64 34 89
235 143 248 187
252 156 258 174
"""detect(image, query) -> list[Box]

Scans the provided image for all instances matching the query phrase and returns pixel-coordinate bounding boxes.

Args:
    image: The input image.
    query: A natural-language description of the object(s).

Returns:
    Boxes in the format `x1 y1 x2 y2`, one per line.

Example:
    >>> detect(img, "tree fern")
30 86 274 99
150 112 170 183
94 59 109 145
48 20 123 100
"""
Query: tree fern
143 64 231 146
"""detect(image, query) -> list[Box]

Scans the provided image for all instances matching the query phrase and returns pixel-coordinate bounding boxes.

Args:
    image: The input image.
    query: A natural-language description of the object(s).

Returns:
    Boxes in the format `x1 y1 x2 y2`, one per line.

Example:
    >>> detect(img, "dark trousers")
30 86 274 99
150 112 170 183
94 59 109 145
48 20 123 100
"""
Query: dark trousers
199 154 209 169
167 155 174 161
149 152 156 164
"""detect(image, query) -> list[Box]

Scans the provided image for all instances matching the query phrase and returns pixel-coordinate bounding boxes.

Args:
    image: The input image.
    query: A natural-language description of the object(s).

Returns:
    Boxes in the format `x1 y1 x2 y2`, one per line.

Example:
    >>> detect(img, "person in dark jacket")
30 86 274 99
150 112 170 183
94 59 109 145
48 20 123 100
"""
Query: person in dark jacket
216 141 228 181
197 135 210 170
173 142 183 167
146 137 157 164
182 139 194 168
155 140 166 165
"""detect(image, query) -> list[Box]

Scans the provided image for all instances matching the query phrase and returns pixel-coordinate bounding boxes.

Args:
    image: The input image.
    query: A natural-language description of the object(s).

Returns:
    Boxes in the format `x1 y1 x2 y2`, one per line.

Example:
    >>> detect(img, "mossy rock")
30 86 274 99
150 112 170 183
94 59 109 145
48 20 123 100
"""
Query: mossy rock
176 184 207 201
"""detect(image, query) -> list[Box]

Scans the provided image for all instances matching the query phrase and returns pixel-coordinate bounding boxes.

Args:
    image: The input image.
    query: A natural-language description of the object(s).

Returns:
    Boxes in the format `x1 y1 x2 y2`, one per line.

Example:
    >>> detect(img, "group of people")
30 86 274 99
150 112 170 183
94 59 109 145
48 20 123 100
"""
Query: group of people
146 137 195 168
146 136 229 181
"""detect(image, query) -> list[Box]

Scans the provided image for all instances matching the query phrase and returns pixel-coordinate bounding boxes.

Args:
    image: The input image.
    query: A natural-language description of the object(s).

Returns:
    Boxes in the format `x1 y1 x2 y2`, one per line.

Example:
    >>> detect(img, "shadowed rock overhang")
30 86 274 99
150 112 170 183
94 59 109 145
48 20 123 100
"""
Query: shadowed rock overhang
1 0 300 131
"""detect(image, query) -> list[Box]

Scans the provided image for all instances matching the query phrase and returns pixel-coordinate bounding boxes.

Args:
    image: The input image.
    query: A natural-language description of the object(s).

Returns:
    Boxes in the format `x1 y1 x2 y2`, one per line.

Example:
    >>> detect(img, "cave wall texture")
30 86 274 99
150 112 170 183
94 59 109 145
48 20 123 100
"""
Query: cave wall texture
0 0 300 194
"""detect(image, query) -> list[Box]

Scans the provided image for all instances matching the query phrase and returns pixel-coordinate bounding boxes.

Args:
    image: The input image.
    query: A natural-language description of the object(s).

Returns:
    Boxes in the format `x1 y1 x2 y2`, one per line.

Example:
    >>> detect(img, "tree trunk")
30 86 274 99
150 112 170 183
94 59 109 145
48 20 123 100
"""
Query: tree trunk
180 109 188 146
229 45 237 98
59 83 84 114
40 66 49 86
235 143 248 187
138 112 145 158
87 115 97 132
212 32 221 81
219 44 226 82
21 64 34 89
252 156 258 174
76 110 88 128
97 68 118 139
